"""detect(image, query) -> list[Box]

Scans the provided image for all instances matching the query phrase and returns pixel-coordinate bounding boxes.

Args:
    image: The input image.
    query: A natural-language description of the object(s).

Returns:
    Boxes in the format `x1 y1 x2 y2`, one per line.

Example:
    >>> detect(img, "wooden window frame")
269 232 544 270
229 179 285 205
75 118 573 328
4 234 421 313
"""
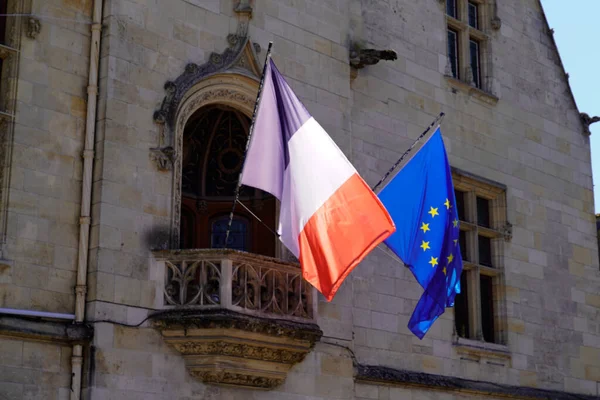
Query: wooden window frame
452 170 508 345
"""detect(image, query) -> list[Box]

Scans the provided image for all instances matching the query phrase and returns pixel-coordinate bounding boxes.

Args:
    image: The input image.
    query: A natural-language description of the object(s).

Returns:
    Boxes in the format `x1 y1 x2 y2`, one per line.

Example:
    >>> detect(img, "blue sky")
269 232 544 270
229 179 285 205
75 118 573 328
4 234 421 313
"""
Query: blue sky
541 0 600 213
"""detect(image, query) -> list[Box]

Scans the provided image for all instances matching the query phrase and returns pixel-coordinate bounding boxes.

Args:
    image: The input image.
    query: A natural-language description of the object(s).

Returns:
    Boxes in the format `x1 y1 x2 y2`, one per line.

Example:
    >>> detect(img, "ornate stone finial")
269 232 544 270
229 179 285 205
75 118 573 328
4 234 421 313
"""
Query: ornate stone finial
234 0 253 17
26 17 41 39
349 45 398 69
580 113 600 136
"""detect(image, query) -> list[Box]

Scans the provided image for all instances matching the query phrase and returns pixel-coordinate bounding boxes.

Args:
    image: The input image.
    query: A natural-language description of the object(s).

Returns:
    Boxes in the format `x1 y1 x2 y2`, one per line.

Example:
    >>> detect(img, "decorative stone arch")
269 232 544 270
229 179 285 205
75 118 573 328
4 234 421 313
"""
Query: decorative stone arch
170 73 260 248
150 32 267 249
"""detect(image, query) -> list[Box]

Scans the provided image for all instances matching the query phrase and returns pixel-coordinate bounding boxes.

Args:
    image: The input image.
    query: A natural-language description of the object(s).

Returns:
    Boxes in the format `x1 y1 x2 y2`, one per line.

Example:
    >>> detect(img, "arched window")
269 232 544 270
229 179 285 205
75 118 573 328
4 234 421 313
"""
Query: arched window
179 105 276 256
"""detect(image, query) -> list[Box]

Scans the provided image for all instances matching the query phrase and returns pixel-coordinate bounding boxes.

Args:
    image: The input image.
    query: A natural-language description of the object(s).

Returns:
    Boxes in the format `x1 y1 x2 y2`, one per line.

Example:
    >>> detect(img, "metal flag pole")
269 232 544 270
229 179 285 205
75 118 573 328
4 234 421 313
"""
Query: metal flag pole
224 41 274 248
371 112 445 193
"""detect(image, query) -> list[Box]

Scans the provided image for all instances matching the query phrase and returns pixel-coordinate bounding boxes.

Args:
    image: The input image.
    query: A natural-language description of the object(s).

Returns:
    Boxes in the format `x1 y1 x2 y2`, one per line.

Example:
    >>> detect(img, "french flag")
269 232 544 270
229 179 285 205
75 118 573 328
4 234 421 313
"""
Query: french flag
241 59 396 301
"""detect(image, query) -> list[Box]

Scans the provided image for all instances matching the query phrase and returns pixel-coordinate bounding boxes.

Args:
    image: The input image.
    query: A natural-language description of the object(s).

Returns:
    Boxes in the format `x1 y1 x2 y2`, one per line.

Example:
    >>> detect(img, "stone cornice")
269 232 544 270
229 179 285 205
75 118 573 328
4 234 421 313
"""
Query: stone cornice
150 308 322 343
0 315 93 344
150 308 322 389
356 364 598 400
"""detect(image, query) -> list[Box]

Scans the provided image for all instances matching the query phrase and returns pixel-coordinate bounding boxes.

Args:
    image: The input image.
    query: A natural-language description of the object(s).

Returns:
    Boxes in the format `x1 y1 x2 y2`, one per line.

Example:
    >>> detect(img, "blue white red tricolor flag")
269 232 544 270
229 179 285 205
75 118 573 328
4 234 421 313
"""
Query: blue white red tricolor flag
241 59 396 301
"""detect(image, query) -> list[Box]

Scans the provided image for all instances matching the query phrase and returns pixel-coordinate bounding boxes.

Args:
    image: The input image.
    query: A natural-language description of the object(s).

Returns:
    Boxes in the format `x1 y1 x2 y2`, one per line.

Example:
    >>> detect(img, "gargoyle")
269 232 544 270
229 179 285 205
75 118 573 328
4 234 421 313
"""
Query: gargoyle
580 113 600 136
349 48 398 69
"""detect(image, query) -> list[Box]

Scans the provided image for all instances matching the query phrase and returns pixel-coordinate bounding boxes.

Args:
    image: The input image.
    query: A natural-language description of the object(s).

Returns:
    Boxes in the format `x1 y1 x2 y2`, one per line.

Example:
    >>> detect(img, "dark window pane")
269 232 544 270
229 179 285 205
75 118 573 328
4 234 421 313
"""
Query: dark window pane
468 2 478 29
469 40 481 88
480 275 495 343
446 0 457 18
0 0 7 45
211 216 248 251
459 230 468 261
476 196 490 227
180 207 195 249
454 273 470 338
478 235 492 267
455 190 466 221
447 29 459 79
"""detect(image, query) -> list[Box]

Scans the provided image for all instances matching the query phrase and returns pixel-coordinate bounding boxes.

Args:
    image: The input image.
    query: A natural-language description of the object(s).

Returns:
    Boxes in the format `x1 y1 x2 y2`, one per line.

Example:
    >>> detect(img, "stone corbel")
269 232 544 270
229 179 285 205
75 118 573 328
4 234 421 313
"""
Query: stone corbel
26 17 41 39
580 113 599 136
501 221 512 241
490 0 501 30
150 146 175 171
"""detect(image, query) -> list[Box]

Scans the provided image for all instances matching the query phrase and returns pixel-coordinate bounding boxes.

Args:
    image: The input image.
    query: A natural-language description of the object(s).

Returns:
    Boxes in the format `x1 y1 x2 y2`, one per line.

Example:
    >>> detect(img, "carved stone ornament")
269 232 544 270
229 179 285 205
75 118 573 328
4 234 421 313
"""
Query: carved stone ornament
150 33 262 173
580 112 600 136
349 44 398 70
149 146 175 171
501 221 513 241
26 17 41 39
150 308 322 389
153 35 262 131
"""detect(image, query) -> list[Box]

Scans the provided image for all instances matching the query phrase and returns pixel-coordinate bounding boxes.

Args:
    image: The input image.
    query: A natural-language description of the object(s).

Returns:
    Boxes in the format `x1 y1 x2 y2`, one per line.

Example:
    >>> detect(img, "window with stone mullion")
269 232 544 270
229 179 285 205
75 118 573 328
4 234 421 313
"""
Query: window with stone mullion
445 0 487 90
452 180 506 344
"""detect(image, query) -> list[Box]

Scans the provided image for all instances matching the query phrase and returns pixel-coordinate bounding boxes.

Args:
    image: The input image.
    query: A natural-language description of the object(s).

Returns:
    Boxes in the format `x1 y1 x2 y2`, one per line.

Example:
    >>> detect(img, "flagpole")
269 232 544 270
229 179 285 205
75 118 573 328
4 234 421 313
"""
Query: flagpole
224 41 274 248
371 112 445 193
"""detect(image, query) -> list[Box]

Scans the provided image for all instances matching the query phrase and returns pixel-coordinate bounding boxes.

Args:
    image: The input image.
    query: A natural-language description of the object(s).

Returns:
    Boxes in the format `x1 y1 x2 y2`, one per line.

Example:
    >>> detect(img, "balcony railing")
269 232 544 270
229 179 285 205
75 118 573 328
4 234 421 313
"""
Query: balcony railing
152 249 315 322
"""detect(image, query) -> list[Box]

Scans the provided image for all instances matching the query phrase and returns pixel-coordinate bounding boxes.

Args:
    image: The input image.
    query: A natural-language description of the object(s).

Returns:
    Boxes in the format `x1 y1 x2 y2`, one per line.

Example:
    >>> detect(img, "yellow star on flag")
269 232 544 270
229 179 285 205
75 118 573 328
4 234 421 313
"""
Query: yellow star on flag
444 198 452 209
428 207 439 218
429 256 438 267
453 218 459 228
420 222 430 233
454 239 458 246
420 241 430 251
447 253 454 264
443 266 447 275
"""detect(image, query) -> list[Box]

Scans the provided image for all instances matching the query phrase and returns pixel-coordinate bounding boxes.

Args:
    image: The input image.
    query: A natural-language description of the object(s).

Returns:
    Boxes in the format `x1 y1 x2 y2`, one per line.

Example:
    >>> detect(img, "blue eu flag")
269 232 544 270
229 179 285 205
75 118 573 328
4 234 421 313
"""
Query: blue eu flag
377 127 463 339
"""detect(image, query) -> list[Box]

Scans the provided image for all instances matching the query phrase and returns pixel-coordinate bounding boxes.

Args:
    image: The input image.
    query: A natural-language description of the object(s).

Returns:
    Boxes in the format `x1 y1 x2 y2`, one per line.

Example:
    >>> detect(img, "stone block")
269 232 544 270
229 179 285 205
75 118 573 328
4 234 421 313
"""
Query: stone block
22 342 61 373
114 276 141 306
320 353 353 377
0 338 24 367
371 311 398 333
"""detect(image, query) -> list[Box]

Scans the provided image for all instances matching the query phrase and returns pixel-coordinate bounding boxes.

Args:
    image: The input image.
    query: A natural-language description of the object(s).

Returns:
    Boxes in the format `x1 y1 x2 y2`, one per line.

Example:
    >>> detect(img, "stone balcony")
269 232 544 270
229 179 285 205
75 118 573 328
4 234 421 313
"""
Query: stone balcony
149 249 322 389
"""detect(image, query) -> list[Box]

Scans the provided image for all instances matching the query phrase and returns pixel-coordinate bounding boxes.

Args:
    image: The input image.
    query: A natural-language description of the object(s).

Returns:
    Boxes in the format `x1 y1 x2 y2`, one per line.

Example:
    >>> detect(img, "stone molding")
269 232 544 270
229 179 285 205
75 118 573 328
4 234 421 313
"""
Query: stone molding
355 364 599 400
0 315 93 344
150 309 322 389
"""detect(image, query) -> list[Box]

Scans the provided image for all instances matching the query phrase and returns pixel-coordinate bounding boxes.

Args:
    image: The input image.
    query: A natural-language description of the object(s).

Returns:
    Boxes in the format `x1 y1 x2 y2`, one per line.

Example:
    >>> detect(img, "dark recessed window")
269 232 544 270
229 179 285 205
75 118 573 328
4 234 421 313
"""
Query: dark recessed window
469 39 481 89
476 196 490 227
478 235 492 267
468 1 479 29
459 230 468 261
0 0 7 45
446 0 458 18
447 29 459 79
455 190 466 221
454 273 470 338
480 275 495 342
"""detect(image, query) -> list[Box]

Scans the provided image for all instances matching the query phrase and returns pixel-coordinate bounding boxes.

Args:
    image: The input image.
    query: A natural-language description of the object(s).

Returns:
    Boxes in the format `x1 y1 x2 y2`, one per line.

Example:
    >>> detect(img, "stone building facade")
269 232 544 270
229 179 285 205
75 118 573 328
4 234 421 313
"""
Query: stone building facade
0 0 599 399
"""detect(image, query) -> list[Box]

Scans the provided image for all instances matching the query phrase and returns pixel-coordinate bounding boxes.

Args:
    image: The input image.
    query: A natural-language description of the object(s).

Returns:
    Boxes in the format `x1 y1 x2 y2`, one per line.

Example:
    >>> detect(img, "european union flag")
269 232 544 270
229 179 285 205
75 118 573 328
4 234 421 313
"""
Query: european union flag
377 127 463 339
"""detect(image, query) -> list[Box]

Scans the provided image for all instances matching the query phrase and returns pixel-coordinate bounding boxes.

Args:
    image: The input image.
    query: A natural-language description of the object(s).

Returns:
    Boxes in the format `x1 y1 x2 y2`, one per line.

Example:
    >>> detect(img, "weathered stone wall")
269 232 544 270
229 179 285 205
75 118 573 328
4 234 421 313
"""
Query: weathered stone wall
0 0 92 398
0 337 72 399
0 0 92 314
88 0 600 397
1 0 599 399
